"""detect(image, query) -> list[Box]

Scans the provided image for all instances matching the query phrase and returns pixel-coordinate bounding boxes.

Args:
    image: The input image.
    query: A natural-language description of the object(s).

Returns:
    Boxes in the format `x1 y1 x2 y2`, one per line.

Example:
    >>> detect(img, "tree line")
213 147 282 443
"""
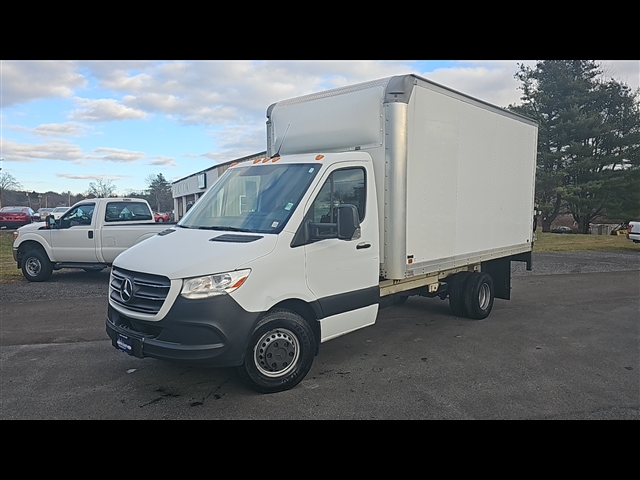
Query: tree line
508 60 640 232
0 173 174 214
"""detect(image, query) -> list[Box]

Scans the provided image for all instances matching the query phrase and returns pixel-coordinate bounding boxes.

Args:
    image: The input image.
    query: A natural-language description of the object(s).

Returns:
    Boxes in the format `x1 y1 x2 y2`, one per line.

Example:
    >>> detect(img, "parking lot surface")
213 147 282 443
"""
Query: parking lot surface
1 251 638 419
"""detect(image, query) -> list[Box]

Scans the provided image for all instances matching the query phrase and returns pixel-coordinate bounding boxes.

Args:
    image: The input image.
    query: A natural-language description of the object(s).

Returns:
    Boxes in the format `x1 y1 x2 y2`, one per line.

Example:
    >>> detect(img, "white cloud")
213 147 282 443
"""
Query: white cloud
27 122 89 137
197 123 267 164
422 61 534 108
598 60 639 88
1 60 87 107
2 138 85 162
70 98 148 122
56 173 130 181
77 60 418 127
148 156 178 167
90 148 146 163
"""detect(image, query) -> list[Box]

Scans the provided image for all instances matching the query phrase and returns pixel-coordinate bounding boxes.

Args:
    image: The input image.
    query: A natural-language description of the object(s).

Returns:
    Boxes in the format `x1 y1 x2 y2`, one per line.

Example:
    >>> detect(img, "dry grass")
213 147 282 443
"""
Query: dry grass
533 231 640 252
0 230 24 283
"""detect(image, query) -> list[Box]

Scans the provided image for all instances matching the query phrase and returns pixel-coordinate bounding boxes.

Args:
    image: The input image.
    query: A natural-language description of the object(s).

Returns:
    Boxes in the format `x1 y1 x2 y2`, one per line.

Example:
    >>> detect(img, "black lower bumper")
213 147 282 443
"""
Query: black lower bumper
106 294 262 367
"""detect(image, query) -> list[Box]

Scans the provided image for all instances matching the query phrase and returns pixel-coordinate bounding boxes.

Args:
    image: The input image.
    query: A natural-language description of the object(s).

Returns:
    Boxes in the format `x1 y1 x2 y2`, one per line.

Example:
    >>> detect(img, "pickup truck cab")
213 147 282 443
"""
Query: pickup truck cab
13 197 171 282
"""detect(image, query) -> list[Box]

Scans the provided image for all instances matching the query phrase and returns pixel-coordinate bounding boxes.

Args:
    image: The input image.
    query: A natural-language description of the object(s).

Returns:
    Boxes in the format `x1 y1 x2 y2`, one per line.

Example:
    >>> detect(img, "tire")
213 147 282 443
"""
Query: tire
448 271 472 317
21 248 53 282
237 309 315 394
462 272 494 320
158 218 164 223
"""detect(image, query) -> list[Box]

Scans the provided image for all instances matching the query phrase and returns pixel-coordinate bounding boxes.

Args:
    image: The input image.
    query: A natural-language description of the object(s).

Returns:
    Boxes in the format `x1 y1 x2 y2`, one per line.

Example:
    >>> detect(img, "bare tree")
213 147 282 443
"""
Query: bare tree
87 179 117 198
0 172 23 208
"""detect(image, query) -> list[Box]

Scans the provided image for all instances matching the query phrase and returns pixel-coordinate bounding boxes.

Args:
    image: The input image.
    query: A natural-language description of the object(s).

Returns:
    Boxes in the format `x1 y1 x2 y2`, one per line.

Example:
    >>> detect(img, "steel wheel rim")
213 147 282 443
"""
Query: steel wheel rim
25 257 41 277
254 328 300 378
478 283 490 310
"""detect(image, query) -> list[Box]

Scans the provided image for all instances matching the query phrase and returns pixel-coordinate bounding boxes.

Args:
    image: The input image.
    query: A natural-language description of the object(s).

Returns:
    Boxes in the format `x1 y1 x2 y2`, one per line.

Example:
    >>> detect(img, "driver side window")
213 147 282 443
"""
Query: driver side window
60 204 95 227
310 167 366 230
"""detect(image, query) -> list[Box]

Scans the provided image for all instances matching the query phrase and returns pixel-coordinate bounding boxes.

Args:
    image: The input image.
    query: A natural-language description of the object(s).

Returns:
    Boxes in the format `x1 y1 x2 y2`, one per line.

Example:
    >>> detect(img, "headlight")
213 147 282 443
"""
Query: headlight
180 269 251 299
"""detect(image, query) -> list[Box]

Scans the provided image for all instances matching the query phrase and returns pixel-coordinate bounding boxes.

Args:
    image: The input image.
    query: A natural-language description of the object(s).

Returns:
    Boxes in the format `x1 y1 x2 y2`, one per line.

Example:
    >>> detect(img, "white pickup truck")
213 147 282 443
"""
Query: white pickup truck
13 198 171 281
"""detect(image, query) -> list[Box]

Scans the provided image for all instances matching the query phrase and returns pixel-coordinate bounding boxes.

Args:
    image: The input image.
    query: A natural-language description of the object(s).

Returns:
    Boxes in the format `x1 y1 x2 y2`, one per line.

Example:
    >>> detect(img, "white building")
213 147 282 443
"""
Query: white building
171 152 266 221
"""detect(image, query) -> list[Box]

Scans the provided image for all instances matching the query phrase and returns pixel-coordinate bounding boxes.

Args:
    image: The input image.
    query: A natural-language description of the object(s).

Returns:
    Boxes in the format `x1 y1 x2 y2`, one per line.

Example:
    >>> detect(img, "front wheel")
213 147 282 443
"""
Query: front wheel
21 248 53 282
237 310 315 394
157 218 164 223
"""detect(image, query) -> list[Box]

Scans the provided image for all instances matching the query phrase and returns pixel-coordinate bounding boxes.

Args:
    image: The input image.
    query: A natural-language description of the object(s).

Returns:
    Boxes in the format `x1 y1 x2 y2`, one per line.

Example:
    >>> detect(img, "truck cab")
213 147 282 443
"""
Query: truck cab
106 152 381 393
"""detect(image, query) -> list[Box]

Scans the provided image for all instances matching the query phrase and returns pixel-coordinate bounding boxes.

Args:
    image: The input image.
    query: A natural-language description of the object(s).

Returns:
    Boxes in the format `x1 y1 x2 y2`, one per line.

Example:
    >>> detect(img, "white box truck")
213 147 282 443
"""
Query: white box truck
106 74 538 393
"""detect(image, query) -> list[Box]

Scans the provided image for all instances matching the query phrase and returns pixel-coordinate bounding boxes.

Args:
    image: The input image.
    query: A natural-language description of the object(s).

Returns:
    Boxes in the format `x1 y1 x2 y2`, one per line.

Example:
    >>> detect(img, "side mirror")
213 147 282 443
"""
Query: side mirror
337 204 361 240
45 215 56 229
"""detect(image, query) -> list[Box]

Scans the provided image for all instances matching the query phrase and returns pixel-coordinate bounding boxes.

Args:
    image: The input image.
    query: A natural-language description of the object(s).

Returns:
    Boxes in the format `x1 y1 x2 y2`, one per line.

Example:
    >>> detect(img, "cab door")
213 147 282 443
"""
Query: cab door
50 203 99 263
302 162 380 342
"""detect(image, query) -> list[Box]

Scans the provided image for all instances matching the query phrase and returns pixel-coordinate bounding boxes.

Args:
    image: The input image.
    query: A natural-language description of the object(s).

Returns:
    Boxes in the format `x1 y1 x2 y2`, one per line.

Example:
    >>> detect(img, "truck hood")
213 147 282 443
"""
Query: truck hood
15 222 47 234
112 227 278 280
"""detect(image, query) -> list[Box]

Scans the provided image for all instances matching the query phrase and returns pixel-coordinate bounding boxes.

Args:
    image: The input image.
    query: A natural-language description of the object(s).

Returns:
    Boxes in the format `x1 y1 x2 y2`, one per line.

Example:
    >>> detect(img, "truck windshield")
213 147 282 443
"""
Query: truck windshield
179 163 320 234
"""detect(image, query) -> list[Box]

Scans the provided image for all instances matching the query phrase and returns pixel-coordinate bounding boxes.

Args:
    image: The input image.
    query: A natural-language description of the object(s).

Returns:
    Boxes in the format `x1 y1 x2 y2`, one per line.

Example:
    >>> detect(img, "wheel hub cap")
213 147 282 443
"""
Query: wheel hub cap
254 328 300 378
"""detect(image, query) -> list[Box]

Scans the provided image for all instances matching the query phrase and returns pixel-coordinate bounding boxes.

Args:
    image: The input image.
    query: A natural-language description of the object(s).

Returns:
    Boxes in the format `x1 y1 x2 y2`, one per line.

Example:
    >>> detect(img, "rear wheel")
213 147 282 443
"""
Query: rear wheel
21 248 53 282
157 218 164 223
463 272 494 320
237 309 315 394
448 271 472 317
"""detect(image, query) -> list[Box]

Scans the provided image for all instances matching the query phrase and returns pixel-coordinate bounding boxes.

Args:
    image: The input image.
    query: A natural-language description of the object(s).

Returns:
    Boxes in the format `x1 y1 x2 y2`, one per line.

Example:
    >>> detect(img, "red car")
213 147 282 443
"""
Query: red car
154 212 170 223
0 206 37 229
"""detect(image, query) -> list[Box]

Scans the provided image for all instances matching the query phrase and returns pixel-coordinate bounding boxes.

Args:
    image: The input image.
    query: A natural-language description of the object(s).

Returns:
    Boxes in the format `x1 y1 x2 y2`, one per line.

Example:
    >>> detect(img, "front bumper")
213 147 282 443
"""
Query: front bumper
106 293 262 367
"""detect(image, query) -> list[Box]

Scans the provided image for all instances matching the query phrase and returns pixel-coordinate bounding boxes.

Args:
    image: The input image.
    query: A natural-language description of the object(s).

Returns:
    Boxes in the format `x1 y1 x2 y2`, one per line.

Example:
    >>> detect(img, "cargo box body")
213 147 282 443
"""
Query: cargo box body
267 74 538 280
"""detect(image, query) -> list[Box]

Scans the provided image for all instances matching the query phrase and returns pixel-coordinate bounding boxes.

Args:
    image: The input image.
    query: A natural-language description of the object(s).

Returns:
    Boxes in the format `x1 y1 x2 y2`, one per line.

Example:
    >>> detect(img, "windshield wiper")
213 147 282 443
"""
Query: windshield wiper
175 224 191 229
197 226 253 233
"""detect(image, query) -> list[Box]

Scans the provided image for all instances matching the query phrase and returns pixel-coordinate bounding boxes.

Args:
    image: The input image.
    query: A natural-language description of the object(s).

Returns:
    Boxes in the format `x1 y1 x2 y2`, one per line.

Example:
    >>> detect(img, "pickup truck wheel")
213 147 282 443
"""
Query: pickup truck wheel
21 249 53 282
448 271 471 317
237 310 315 394
463 272 494 320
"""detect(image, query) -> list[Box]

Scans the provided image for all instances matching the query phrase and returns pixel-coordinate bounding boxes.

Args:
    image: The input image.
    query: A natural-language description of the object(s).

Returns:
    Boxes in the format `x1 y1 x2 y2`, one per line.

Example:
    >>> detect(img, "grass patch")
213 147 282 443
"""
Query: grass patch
534 231 640 252
0 230 24 283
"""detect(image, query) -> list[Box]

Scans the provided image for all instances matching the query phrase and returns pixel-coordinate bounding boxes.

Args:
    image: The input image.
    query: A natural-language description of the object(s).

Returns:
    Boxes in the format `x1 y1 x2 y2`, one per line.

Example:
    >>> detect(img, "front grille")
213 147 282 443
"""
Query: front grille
110 266 171 314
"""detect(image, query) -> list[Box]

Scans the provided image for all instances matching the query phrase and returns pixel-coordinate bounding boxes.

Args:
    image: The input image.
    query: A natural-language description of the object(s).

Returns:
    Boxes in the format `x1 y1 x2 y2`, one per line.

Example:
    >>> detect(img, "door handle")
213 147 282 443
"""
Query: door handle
356 242 371 250
88 231 93 239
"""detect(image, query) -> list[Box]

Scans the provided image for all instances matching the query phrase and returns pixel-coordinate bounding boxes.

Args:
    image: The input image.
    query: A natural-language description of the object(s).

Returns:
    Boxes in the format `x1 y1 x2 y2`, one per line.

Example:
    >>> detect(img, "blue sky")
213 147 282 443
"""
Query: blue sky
2 60 638 195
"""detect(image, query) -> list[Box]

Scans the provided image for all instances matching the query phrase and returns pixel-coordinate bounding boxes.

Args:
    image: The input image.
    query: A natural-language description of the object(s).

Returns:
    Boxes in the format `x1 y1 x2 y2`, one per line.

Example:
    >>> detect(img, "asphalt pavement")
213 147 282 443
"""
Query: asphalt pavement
1 251 638 419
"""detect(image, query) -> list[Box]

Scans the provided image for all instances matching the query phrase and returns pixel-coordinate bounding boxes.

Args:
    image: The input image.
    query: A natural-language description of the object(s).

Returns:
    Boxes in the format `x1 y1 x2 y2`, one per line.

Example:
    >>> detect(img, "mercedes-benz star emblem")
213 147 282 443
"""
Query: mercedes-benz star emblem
120 278 133 303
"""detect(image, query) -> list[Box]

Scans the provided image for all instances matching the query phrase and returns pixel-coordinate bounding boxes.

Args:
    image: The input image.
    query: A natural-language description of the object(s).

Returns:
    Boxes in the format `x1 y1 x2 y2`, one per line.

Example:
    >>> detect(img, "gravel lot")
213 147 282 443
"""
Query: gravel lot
511 250 640 275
